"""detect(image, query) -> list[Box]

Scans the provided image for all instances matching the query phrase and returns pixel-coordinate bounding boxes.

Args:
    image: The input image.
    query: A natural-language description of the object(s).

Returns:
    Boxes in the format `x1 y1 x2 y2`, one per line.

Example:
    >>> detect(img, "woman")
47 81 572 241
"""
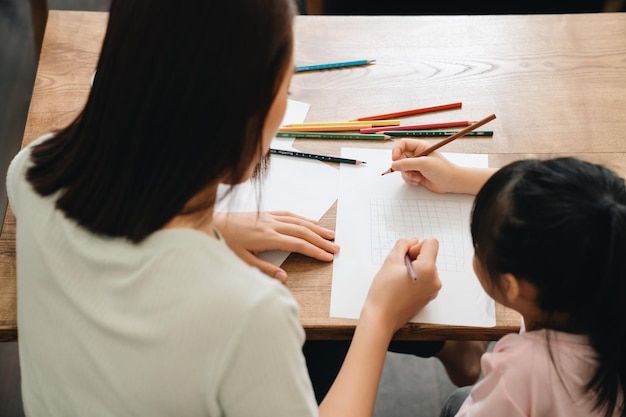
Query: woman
7 1 442 416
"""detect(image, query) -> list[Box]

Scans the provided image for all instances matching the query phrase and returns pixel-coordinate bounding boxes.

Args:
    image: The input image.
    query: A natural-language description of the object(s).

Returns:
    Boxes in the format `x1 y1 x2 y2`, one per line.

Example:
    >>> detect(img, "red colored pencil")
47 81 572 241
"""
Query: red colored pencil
360 120 472 134
354 102 462 121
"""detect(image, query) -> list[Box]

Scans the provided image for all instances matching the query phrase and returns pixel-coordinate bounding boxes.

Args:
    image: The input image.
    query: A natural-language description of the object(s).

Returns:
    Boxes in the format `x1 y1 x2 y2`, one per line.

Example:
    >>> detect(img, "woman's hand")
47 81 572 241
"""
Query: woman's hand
390 139 495 195
213 211 339 283
361 238 441 333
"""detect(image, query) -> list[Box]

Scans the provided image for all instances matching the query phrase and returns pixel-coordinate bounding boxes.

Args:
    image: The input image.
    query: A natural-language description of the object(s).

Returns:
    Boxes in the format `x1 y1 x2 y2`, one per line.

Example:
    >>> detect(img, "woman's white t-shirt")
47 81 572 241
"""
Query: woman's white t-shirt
6 136 318 417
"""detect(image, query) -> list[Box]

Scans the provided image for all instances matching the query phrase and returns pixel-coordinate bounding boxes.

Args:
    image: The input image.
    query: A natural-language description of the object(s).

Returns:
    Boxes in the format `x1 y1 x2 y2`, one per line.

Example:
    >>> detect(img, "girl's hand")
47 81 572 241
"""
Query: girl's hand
390 139 460 193
213 211 340 283
361 238 441 333
390 139 496 195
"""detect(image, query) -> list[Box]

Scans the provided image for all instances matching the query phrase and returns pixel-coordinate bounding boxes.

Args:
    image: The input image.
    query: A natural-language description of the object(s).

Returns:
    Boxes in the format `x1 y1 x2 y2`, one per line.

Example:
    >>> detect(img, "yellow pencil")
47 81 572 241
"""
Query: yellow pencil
278 124 372 132
284 119 401 127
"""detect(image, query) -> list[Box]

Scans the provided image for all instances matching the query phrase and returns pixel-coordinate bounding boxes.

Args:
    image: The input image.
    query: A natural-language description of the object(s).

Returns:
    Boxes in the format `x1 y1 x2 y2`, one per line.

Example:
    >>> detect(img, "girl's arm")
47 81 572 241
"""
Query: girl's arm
319 238 442 417
390 138 496 195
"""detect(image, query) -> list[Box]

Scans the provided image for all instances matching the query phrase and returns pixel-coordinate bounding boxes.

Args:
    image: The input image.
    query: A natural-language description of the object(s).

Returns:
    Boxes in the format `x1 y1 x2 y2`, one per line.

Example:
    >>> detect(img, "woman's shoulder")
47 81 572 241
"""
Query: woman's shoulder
9 134 54 168
6 133 55 212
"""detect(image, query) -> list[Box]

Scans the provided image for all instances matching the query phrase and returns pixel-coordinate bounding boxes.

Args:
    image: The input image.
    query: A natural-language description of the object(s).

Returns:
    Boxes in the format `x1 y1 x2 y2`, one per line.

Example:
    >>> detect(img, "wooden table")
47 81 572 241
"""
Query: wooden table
2 11 626 342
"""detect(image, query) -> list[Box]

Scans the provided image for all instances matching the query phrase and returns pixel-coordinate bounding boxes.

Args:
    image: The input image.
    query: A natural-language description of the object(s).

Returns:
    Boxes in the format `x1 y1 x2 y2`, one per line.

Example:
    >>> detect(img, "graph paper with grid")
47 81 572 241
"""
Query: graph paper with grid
330 147 495 326
369 198 466 270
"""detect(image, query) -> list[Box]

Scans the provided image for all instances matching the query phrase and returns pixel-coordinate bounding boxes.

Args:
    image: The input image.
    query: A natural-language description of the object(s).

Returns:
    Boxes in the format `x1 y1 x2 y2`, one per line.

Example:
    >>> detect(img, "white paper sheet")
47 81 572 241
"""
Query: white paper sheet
330 148 496 327
270 99 311 150
215 99 339 266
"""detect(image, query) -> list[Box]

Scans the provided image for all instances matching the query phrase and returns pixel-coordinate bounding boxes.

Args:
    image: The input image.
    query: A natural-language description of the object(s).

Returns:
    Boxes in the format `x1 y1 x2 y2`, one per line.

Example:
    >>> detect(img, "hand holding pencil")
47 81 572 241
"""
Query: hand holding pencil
386 141 463 193
382 114 495 174
384 114 497 194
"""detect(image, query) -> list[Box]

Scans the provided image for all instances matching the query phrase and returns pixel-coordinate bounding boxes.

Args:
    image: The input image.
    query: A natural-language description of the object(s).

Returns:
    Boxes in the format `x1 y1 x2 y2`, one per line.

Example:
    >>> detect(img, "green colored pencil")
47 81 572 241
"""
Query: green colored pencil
383 130 493 137
275 132 390 140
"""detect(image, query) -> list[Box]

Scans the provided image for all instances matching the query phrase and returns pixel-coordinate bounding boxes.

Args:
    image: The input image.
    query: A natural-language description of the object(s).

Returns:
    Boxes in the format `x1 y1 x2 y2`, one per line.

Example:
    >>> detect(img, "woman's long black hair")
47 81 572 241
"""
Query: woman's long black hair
26 0 296 242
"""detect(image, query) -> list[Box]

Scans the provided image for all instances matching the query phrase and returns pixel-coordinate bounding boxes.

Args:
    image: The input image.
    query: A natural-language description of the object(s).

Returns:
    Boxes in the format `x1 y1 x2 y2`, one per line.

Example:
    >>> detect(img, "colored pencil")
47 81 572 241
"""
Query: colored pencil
270 148 365 165
354 102 463 121
275 132 391 141
384 130 493 137
279 124 372 132
285 119 401 127
405 254 418 281
381 114 496 175
361 120 472 134
295 59 376 73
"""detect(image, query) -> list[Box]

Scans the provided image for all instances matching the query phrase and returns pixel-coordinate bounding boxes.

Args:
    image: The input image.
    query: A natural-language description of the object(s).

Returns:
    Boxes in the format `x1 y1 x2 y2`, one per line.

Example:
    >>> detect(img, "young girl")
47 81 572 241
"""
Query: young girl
390 139 626 417
7 1 443 416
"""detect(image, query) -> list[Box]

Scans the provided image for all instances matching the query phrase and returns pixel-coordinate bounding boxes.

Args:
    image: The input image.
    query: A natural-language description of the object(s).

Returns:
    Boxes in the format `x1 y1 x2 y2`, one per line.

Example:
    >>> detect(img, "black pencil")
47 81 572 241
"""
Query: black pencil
270 148 365 165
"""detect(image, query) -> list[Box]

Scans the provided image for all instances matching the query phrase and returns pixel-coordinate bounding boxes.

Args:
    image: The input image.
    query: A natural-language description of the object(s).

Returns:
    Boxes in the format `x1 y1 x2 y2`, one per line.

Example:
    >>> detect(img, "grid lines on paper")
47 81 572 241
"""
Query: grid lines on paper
370 198 466 271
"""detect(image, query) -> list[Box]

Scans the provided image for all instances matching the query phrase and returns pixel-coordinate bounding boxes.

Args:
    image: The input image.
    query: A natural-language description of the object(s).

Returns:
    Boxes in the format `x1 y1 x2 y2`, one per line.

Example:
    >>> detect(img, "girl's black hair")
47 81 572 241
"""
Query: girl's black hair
471 157 626 417
26 0 296 242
